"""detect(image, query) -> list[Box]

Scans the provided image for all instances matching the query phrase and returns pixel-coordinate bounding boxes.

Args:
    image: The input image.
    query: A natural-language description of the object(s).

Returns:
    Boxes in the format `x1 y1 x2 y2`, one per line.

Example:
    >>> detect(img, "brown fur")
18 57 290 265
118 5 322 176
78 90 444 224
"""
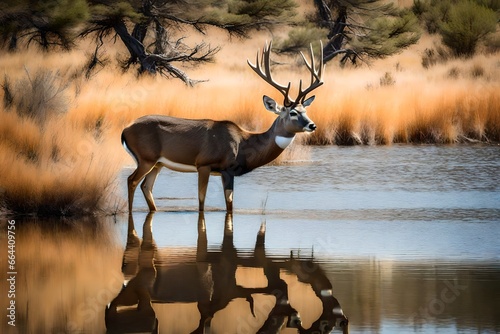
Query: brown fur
121 97 316 213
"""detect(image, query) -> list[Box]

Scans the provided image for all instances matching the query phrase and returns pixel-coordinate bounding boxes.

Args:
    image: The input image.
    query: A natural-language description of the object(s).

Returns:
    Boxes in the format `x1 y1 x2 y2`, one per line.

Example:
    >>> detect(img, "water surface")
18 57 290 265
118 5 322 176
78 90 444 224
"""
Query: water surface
1 145 499 333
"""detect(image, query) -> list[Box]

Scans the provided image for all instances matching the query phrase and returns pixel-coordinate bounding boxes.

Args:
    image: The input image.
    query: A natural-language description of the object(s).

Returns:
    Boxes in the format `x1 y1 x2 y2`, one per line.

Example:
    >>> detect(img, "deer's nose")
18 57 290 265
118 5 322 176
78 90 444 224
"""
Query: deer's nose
308 123 317 131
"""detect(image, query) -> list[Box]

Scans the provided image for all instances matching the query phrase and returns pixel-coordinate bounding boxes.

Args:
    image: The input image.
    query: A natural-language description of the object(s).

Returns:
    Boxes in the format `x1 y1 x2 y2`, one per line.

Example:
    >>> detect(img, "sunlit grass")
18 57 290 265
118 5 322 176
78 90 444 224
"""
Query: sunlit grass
66 45 500 146
0 110 124 216
307 78 500 145
0 68 124 216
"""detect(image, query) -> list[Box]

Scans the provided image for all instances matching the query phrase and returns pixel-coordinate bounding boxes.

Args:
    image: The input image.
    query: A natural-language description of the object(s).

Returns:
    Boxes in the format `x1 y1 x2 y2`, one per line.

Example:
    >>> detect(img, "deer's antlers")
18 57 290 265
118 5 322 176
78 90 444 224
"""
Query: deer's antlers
247 41 324 108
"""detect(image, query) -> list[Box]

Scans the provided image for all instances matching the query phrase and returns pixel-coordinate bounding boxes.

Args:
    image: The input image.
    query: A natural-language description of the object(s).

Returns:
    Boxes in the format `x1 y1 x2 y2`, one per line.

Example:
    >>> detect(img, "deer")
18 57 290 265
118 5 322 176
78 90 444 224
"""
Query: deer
121 41 324 213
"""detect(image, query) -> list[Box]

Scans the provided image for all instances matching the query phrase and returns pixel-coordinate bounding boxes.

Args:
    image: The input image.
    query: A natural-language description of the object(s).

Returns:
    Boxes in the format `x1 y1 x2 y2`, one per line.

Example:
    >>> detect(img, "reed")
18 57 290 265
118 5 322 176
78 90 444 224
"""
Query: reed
307 79 500 145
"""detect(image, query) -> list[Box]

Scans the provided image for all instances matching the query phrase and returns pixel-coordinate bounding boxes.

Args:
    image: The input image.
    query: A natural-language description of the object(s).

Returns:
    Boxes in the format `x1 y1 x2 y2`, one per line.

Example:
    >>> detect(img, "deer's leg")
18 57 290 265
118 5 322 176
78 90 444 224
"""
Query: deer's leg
254 222 266 266
197 166 211 212
197 212 208 261
221 171 234 213
140 164 161 212
127 161 156 213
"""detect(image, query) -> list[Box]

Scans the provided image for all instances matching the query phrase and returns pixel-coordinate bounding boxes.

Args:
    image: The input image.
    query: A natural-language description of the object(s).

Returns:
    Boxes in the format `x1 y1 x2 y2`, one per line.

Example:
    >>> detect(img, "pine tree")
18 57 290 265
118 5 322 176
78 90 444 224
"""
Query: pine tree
439 0 497 57
0 0 298 84
277 0 421 65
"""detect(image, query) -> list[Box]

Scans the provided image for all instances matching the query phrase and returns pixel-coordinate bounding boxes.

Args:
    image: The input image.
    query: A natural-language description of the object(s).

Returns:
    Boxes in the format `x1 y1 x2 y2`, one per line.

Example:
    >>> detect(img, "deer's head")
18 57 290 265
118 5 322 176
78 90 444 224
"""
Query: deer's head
248 41 324 135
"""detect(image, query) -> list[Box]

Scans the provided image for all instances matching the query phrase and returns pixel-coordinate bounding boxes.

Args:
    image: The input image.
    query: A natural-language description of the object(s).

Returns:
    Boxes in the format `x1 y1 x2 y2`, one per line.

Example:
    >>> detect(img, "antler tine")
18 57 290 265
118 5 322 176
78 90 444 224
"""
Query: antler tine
247 41 294 107
296 41 324 104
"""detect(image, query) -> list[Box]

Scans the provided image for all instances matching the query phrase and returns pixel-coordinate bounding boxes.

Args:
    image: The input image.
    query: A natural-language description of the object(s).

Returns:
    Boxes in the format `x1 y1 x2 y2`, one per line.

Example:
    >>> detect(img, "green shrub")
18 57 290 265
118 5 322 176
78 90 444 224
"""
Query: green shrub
439 0 497 57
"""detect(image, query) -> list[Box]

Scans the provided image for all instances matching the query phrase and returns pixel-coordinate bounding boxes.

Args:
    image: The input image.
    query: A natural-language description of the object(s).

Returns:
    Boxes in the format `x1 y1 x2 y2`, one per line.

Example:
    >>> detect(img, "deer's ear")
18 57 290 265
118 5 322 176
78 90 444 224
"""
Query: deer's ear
302 95 315 107
263 95 281 114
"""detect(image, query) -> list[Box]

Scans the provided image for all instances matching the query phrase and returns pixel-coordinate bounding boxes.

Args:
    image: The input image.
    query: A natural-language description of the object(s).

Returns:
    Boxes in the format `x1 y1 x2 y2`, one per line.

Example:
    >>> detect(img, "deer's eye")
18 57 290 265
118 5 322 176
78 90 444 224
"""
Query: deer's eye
290 111 298 117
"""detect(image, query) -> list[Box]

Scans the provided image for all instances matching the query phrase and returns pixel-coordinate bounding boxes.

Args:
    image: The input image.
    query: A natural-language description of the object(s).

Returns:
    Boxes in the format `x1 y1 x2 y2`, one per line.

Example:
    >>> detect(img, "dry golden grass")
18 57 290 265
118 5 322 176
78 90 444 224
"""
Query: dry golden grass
308 75 500 145
64 35 500 147
0 218 123 332
0 106 124 216
0 33 499 215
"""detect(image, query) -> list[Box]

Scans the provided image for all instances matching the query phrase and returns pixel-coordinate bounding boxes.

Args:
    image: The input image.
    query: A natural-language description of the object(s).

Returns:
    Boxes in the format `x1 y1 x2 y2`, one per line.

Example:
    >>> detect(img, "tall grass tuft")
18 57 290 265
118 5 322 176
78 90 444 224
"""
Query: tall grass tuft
2 69 69 124
0 111 124 216
0 71 124 217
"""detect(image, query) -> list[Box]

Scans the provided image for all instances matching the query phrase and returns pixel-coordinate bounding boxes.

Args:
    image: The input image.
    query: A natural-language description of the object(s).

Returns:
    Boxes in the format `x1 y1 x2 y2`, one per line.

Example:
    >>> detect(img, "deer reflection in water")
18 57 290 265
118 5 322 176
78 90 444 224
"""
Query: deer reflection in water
105 213 349 334
105 213 158 333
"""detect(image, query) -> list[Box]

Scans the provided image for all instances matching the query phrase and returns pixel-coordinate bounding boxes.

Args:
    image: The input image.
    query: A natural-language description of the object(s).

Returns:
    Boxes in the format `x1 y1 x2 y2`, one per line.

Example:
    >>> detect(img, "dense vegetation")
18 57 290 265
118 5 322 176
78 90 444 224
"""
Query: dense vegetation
0 0 299 85
413 0 499 57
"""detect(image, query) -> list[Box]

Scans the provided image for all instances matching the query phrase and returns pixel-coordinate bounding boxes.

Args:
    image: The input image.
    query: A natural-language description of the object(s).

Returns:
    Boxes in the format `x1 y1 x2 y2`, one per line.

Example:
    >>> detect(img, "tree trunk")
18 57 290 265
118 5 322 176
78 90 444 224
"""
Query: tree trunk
320 6 348 62
131 22 149 44
313 0 357 63
132 0 151 44
113 19 156 74
8 32 18 51
313 0 334 31
154 20 168 54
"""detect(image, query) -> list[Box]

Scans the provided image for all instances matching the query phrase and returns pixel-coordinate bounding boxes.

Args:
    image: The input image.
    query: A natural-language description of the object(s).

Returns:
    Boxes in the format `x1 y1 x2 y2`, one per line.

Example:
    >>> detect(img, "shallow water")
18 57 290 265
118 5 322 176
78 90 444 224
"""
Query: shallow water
1 145 499 333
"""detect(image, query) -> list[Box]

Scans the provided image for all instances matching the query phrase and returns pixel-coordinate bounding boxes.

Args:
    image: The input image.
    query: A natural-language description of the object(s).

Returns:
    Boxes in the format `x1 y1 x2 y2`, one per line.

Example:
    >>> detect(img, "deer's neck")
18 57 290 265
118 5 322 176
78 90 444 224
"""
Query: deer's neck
238 118 294 172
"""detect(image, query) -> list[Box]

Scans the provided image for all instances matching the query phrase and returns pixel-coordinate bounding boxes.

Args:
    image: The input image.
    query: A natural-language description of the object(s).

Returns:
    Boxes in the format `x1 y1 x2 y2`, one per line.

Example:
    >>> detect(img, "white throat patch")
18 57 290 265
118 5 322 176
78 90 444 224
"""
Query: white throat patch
275 135 295 149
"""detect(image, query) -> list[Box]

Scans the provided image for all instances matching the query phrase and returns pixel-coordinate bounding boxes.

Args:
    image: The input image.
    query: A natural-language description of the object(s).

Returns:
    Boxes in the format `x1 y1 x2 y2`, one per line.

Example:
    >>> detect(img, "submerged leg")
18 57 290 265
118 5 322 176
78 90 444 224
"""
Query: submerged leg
221 171 234 213
197 166 211 211
127 161 156 213
140 164 161 212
